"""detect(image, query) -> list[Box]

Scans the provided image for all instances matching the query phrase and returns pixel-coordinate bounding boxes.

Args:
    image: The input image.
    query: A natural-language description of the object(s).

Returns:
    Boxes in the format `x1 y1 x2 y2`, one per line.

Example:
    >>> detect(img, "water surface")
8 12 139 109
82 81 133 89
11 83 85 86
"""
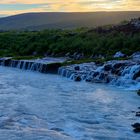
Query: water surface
0 66 139 140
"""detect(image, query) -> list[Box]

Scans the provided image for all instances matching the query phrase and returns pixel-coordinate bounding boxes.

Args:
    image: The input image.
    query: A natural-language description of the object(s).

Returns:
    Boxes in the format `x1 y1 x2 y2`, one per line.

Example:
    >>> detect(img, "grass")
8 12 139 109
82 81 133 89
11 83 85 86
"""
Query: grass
12 56 43 60
61 57 129 66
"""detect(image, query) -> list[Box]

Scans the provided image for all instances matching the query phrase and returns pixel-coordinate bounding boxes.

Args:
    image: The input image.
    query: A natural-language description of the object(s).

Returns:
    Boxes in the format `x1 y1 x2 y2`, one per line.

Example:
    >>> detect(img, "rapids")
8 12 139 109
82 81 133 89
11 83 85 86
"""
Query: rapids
0 66 139 140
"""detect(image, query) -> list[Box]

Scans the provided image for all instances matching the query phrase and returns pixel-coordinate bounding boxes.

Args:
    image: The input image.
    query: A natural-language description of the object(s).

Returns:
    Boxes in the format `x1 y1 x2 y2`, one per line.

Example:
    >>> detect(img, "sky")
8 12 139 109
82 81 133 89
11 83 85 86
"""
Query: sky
0 0 140 17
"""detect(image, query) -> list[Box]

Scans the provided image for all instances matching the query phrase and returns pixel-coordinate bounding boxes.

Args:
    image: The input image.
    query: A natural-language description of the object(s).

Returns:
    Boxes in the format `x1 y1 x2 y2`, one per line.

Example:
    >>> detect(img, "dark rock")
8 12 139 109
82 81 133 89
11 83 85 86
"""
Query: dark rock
104 64 112 71
3 59 12 66
138 107 140 109
132 123 140 133
75 76 82 82
113 63 124 69
74 66 80 71
93 72 99 77
132 123 140 128
133 70 140 80
106 77 110 83
86 78 92 82
99 73 107 80
46 63 62 74
136 112 140 117
111 68 121 76
133 128 140 133
137 90 140 96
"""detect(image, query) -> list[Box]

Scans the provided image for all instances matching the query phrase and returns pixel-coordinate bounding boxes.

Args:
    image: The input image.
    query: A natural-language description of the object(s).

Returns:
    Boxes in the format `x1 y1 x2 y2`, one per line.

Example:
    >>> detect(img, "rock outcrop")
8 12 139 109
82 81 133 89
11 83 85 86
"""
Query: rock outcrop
0 58 63 74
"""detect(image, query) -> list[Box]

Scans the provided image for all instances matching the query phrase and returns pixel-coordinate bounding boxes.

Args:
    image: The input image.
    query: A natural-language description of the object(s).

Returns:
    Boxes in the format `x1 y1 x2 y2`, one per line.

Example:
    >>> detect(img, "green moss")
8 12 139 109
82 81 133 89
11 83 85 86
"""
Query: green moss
61 57 129 66
12 56 42 60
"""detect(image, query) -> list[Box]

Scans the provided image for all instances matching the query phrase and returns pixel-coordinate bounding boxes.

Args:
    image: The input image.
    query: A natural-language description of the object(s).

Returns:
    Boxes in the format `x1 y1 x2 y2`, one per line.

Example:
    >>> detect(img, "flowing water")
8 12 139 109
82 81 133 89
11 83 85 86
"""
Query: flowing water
0 66 139 140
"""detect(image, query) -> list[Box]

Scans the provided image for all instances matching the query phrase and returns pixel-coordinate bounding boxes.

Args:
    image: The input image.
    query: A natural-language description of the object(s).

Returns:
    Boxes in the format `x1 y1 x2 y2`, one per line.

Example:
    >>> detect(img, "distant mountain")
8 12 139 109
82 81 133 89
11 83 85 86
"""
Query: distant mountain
0 12 140 30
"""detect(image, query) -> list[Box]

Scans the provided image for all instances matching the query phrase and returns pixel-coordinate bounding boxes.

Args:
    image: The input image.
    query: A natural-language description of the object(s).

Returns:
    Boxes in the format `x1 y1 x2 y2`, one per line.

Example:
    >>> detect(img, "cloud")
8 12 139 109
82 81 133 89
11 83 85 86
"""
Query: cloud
0 0 139 16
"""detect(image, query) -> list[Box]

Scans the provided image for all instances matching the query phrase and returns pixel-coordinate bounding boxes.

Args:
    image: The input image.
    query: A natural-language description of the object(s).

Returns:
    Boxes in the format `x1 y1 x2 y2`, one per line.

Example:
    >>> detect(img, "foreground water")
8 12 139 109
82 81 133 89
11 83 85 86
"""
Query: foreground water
0 66 139 140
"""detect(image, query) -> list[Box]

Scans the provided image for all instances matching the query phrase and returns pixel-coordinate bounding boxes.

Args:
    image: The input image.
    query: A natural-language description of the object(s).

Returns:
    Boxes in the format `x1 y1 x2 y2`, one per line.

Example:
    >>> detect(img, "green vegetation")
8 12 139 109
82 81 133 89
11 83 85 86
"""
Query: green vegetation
0 28 140 58
61 57 129 66
12 56 42 60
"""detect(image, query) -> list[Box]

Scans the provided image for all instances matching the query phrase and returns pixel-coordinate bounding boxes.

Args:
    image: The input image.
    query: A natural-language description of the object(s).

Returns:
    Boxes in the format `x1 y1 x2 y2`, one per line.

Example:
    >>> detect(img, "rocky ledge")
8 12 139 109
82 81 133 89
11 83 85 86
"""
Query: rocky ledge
58 53 140 89
0 57 66 74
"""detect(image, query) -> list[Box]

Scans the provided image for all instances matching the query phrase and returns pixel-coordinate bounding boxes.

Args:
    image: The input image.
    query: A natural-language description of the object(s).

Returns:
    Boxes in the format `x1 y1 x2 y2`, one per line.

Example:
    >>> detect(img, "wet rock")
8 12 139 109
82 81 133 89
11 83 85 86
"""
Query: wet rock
113 62 124 69
74 66 80 71
131 52 140 60
99 73 107 80
93 72 99 77
137 90 140 96
86 78 92 82
46 63 62 74
136 112 140 117
3 59 12 66
113 51 125 58
133 70 140 80
132 123 140 128
74 76 82 82
111 68 121 75
132 123 140 133
133 128 140 133
104 64 112 71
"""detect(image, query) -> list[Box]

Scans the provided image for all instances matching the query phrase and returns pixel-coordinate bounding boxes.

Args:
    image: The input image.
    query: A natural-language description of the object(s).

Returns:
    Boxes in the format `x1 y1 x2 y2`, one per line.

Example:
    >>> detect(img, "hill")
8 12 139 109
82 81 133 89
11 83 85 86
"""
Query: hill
0 11 140 30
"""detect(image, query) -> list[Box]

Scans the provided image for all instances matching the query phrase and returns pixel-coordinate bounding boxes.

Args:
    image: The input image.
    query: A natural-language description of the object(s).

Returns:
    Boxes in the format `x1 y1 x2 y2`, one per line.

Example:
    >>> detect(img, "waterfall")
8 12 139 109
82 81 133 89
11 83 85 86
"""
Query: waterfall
0 59 60 74
58 60 140 89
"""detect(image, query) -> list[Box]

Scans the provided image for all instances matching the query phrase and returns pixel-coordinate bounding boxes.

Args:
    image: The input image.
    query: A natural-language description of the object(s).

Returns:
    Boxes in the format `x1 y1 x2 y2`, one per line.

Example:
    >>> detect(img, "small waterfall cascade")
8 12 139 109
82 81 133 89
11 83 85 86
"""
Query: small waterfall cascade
58 60 140 89
0 58 61 74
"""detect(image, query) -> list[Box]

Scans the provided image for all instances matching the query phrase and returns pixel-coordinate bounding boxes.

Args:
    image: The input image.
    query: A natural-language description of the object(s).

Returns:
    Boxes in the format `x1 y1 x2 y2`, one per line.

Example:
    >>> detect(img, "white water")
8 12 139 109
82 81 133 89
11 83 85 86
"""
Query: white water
58 61 140 90
0 66 140 140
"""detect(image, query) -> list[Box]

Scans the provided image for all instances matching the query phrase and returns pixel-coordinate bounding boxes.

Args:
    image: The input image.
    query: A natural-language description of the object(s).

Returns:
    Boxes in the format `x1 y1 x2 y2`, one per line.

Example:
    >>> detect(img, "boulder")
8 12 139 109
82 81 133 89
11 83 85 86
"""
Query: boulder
104 64 112 71
137 90 140 96
136 112 140 117
74 75 82 82
133 70 140 80
132 123 140 133
113 51 125 58
74 66 80 71
113 62 124 69
93 72 99 77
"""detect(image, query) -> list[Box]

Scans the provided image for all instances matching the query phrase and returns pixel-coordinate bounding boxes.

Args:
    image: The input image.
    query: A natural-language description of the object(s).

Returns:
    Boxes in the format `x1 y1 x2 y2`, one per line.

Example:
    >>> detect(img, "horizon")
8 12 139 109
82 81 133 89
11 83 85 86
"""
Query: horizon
0 11 140 18
0 0 140 17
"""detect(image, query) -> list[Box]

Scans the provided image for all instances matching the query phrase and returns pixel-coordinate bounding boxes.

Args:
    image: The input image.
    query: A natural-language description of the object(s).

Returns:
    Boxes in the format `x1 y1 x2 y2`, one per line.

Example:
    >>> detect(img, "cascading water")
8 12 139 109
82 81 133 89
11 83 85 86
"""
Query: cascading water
0 57 140 89
0 58 61 74
58 60 140 90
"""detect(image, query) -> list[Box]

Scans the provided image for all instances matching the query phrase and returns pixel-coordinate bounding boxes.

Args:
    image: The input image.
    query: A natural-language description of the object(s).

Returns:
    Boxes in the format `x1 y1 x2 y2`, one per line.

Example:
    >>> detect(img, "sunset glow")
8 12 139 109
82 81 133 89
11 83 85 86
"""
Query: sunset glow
0 0 140 16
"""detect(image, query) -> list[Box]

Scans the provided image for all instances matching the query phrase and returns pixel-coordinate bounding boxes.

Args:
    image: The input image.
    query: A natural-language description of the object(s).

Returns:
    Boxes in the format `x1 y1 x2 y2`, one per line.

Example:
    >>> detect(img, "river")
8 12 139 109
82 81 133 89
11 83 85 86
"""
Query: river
0 66 139 140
